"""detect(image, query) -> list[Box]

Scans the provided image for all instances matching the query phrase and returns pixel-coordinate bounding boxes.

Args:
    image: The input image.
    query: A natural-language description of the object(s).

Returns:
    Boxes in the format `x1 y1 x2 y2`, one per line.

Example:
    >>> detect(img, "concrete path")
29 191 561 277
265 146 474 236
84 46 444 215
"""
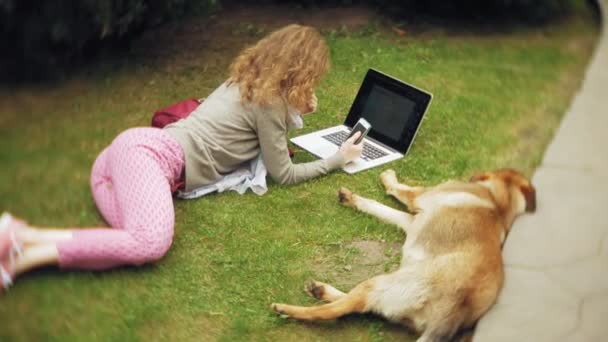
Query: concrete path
473 1 608 341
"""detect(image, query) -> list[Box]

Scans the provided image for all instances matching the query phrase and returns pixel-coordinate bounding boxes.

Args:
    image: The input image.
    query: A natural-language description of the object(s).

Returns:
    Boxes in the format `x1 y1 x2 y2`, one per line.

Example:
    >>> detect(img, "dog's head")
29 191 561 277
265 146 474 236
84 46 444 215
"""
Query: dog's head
470 169 536 214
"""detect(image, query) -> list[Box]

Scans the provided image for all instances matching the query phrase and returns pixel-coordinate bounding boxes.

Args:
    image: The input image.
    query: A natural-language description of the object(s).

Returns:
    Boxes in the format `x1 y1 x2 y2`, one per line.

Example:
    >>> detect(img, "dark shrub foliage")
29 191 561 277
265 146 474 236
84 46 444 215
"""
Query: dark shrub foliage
229 0 583 21
0 0 217 81
371 0 584 21
0 0 586 81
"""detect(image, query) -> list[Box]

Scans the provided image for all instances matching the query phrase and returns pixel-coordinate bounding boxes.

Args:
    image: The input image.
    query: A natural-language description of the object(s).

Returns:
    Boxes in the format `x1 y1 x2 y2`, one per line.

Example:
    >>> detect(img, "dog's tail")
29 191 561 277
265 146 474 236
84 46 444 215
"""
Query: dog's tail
417 317 464 342
416 289 471 342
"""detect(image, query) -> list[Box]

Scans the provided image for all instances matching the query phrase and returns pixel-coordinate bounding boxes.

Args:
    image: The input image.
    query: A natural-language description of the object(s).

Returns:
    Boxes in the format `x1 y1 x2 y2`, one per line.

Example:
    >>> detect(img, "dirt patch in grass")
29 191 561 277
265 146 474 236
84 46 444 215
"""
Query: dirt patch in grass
132 5 375 67
218 4 374 32
348 240 402 266
312 239 402 290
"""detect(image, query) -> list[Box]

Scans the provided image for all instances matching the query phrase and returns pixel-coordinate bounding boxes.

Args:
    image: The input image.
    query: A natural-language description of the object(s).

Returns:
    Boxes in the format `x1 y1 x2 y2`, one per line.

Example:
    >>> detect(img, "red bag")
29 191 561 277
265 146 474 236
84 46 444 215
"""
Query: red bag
151 98 201 128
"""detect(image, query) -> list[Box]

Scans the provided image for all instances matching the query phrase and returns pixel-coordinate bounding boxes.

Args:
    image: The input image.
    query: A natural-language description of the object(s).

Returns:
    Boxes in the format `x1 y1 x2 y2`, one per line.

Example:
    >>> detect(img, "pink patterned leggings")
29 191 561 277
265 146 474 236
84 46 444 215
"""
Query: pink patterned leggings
57 127 185 270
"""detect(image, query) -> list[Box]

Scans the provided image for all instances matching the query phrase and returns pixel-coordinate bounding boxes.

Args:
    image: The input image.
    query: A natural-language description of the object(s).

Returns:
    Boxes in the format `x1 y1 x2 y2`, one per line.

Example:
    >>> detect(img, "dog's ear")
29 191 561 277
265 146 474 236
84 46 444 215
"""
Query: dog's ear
520 184 536 212
470 173 489 183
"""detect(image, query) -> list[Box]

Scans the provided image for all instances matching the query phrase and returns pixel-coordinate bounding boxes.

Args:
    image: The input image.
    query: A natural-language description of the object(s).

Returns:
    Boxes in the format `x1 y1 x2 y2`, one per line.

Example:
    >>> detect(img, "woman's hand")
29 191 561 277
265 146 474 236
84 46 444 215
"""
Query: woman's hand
304 94 318 115
339 132 363 164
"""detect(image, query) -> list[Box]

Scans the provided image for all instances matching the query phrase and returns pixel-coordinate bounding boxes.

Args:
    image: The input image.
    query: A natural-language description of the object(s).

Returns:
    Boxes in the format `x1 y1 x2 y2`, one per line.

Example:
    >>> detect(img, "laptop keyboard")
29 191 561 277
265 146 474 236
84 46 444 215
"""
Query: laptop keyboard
322 130 389 161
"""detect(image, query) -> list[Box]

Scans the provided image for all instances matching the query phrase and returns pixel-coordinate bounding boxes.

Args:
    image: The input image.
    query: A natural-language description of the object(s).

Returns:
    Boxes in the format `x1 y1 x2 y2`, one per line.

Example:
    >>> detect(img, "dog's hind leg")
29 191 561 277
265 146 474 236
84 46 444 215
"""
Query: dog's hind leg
272 279 375 321
271 297 361 321
380 169 425 211
339 187 413 230
274 271 428 325
305 280 346 302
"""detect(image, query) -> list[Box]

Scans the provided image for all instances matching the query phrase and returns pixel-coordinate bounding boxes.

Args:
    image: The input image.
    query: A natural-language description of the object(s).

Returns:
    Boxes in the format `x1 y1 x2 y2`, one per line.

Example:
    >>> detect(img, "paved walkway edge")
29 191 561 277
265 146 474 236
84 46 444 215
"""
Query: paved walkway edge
473 1 608 341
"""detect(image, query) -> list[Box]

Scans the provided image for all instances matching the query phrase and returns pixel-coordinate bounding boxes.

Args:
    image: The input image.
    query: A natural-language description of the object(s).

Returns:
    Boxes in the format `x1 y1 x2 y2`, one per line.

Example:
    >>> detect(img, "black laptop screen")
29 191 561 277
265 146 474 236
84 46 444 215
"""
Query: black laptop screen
360 85 416 142
344 69 432 154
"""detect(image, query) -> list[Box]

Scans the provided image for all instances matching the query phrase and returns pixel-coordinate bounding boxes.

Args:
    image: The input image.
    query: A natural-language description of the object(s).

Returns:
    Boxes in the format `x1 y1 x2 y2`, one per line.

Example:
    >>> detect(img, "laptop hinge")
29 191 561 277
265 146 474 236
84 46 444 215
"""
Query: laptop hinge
364 135 401 155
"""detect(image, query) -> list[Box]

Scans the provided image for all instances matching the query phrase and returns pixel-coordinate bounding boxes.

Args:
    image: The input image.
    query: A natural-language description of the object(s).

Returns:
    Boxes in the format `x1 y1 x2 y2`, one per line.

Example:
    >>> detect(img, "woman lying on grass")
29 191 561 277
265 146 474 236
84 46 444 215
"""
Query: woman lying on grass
0 24 363 290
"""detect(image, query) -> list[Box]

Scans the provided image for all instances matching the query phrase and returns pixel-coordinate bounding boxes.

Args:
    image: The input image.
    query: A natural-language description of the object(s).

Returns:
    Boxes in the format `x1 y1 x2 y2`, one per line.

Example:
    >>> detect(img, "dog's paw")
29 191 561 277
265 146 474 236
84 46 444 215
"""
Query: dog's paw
305 280 325 300
380 169 398 185
380 169 399 194
271 303 289 316
338 187 354 205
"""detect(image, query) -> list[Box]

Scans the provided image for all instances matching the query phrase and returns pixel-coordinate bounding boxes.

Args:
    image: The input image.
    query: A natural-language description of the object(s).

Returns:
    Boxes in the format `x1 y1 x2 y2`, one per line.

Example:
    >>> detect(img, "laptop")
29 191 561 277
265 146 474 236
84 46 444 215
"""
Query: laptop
291 68 433 173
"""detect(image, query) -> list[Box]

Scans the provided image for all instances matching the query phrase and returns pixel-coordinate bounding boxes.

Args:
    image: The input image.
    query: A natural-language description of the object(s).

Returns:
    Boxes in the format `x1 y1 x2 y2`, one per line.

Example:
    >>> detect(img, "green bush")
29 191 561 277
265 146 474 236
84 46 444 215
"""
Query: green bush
0 0 218 81
0 0 586 81
232 0 583 21
371 0 584 21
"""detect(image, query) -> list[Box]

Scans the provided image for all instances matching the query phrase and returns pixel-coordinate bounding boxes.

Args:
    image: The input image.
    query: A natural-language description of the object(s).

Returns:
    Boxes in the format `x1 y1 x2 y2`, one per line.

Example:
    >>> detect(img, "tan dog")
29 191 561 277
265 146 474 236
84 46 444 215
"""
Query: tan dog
271 169 536 342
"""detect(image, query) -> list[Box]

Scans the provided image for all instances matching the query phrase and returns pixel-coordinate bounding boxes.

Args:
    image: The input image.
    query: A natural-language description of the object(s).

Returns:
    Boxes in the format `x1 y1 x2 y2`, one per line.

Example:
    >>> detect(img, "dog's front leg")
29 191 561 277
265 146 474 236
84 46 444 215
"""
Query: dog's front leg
380 169 425 212
338 187 413 231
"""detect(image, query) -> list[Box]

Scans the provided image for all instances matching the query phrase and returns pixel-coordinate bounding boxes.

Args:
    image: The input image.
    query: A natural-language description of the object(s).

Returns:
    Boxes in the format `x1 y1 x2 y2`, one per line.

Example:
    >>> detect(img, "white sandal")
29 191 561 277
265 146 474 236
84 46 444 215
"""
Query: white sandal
0 263 12 290
0 213 24 254
0 213 23 290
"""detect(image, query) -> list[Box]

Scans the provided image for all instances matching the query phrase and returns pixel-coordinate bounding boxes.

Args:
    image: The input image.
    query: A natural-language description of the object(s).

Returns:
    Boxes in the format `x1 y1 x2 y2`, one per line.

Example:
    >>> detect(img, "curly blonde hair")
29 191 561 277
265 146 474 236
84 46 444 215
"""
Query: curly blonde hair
228 24 330 114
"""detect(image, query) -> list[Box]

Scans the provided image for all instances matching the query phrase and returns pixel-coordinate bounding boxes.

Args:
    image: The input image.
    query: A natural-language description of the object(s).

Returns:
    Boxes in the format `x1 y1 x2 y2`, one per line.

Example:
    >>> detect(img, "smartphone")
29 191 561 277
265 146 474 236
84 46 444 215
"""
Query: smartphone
347 118 372 145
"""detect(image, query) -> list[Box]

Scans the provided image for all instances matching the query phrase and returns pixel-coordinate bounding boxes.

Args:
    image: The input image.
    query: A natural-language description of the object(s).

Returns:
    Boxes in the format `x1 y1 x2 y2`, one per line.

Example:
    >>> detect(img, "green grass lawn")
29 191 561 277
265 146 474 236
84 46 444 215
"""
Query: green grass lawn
0 5 598 341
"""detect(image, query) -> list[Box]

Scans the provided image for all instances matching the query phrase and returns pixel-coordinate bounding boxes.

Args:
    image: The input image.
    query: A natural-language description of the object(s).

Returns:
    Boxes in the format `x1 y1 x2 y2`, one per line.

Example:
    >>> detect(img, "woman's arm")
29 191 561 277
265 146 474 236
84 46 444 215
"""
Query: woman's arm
255 107 344 185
